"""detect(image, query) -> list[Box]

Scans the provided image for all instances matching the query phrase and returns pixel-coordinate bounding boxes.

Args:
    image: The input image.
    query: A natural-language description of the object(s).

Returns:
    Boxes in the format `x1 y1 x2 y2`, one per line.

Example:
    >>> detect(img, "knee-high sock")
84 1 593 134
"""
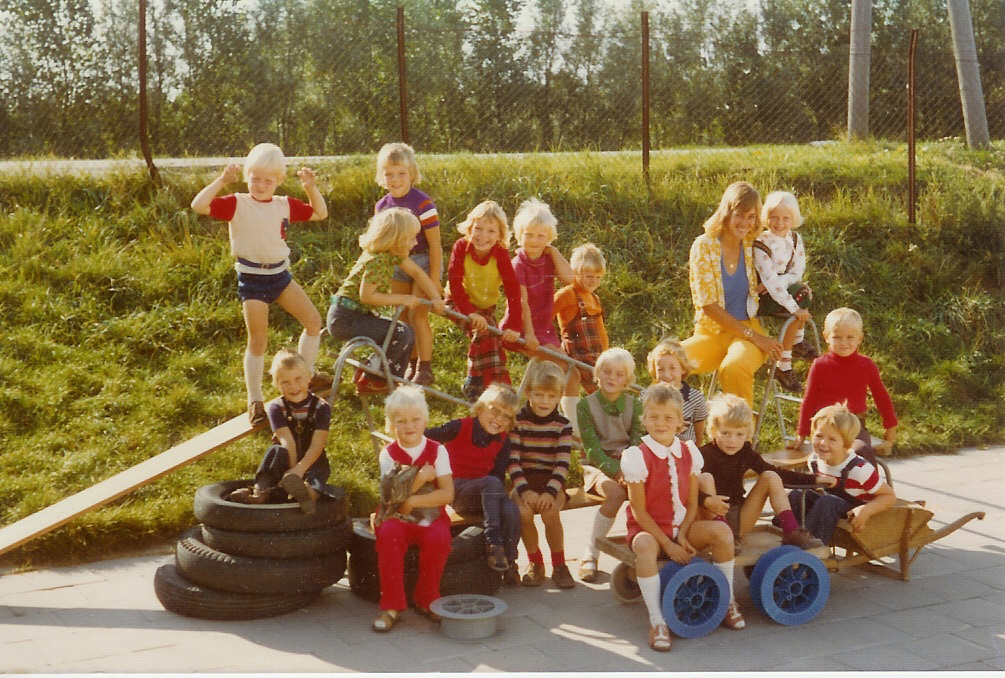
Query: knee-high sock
714 560 736 603
638 574 666 626
582 512 615 561
244 350 265 403
561 396 580 437
298 331 320 373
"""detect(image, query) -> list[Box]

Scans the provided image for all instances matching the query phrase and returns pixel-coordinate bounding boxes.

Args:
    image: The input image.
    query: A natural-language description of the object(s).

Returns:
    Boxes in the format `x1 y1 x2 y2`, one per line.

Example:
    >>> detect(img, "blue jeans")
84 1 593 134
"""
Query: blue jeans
452 476 521 562
327 303 415 377
788 489 854 545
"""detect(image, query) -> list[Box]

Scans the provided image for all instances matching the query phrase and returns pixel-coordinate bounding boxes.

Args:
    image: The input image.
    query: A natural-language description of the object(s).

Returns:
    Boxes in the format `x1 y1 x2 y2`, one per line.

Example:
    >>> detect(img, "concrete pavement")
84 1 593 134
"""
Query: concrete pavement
2 446 1003 673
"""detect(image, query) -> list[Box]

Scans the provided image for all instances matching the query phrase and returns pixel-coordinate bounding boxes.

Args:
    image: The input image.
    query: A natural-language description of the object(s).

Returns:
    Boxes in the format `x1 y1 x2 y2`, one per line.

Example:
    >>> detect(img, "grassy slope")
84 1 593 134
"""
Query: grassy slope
1 141 1003 568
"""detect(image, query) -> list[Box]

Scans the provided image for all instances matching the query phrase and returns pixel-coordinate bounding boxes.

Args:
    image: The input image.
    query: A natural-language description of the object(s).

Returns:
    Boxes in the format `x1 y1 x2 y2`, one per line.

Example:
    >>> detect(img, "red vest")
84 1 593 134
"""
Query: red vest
626 440 694 541
385 438 448 526
444 417 505 480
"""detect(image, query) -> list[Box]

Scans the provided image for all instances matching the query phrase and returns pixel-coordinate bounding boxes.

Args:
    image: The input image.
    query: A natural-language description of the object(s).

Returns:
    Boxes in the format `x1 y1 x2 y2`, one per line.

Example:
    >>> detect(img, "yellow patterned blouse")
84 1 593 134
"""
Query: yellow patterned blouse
688 233 760 334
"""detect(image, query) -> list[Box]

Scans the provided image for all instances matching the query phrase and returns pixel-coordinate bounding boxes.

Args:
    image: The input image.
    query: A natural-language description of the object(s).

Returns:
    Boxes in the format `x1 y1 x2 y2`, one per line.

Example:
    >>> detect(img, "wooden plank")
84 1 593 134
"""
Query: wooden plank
0 413 262 557
447 486 603 526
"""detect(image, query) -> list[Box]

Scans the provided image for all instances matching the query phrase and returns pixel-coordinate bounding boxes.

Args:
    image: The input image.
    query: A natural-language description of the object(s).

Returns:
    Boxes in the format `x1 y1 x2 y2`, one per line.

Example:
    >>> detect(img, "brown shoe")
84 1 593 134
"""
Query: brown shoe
774 367 803 393
722 601 746 630
522 562 545 587
578 557 599 583
415 606 441 624
791 339 819 362
503 562 522 587
648 623 672 652
551 564 576 589
247 401 267 426
281 473 317 515
229 486 269 504
371 609 400 633
412 362 435 386
782 527 824 549
486 544 509 572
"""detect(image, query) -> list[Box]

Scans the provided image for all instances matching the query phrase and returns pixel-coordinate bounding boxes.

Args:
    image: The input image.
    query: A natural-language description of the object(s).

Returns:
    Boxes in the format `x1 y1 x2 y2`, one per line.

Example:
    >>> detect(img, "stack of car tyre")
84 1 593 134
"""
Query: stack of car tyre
347 518 502 605
154 480 350 620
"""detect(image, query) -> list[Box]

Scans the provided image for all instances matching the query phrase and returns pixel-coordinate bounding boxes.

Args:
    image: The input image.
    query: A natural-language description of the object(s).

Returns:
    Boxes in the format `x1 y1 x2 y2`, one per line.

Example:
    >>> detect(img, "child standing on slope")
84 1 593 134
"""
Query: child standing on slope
622 383 744 653
191 143 328 425
327 208 445 395
446 201 525 402
374 143 442 386
752 190 817 393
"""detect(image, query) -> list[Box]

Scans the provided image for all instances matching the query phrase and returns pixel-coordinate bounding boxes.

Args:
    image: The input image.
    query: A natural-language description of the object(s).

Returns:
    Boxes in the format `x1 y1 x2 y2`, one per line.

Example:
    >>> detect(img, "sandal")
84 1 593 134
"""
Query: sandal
578 557 599 583
371 609 400 633
648 624 672 652
414 606 441 624
722 601 746 630
281 473 317 515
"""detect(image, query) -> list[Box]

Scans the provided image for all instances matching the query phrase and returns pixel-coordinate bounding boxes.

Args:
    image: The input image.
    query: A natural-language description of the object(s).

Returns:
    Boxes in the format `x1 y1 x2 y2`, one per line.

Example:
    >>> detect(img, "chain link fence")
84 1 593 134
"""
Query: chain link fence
0 0 1001 162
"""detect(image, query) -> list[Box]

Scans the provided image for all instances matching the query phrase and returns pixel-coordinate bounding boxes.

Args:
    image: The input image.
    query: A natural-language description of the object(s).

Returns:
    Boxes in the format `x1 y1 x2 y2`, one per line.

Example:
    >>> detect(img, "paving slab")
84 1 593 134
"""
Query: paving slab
1 445 1002 673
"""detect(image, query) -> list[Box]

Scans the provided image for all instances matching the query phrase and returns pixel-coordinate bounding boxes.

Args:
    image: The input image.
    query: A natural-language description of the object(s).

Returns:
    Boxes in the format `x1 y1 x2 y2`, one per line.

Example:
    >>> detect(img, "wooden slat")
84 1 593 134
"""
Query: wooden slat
0 414 261 557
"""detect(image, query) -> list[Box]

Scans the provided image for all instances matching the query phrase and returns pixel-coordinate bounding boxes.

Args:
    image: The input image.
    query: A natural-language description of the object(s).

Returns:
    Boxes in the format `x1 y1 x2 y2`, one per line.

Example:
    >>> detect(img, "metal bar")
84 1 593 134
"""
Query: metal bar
907 29 918 224
396 6 409 144
641 11 650 183
137 0 159 184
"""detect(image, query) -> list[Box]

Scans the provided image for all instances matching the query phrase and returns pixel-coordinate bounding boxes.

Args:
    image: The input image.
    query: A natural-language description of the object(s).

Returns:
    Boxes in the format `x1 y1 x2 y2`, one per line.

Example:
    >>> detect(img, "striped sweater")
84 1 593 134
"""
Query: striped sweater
507 405 572 497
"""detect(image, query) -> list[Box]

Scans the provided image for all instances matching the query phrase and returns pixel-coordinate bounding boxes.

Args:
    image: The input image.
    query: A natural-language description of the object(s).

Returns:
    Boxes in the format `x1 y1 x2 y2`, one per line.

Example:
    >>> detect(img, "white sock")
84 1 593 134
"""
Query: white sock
583 513 615 561
244 350 265 403
776 350 793 371
714 560 736 603
561 396 580 437
794 328 805 344
638 574 666 626
298 331 321 374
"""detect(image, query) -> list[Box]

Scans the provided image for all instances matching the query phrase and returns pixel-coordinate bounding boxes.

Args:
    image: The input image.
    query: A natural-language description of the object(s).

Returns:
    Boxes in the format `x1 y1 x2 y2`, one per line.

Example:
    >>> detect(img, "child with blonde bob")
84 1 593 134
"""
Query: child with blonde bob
507 361 576 589
372 385 454 632
697 393 826 549
554 242 610 408
374 143 442 386
327 208 445 394
191 142 328 425
752 191 816 393
426 383 523 585
791 307 898 459
646 338 708 444
621 383 742 652
576 347 644 582
788 403 896 544
446 200 526 402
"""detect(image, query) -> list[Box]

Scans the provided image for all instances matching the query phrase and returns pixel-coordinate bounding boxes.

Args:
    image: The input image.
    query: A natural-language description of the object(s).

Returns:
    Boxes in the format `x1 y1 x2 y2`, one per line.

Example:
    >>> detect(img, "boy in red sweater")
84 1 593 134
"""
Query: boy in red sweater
790 307 898 459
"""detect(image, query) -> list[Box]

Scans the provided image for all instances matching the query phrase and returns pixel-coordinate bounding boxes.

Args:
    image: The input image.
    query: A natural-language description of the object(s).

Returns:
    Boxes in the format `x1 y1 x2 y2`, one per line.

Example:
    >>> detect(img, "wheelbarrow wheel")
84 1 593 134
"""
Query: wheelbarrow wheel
610 562 642 604
748 545 830 625
658 559 730 639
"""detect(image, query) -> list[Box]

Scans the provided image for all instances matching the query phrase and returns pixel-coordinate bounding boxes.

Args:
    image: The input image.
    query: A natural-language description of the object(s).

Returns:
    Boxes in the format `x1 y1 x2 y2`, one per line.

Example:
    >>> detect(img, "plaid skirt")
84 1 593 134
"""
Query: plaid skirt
561 312 606 394
448 302 512 384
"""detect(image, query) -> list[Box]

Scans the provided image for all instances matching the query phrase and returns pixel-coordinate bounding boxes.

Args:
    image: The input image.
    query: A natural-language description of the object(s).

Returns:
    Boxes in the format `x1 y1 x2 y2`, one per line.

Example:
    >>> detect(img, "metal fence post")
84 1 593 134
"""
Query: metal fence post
396 6 409 144
907 29 918 225
641 11 650 184
138 0 159 183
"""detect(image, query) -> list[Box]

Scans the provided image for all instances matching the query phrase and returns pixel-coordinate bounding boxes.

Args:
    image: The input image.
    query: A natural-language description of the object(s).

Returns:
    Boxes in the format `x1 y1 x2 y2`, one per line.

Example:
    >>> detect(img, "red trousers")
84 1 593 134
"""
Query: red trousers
375 517 452 610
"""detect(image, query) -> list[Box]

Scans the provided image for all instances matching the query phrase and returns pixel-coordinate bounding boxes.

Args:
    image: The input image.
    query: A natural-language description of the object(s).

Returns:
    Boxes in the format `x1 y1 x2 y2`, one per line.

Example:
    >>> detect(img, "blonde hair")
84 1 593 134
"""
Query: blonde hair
524 360 566 396
761 191 804 228
359 207 420 254
384 385 430 434
594 347 635 383
702 181 763 241
375 142 421 187
810 403 861 449
705 393 754 439
823 307 864 339
471 383 520 429
647 338 696 381
513 198 558 243
570 242 606 273
244 142 286 181
269 348 309 387
641 382 685 424
457 200 511 249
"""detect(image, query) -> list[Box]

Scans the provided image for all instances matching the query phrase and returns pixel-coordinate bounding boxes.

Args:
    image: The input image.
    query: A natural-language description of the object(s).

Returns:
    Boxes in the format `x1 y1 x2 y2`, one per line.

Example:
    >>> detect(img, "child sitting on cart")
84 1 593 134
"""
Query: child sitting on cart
789 404 896 545
697 393 828 548
622 383 744 653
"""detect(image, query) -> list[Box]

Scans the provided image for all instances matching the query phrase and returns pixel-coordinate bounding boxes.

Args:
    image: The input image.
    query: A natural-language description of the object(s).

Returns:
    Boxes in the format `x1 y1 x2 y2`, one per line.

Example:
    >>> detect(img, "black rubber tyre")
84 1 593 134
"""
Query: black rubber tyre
201 518 351 559
176 531 346 595
194 480 347 533
154 564 321 620
347 519 501 604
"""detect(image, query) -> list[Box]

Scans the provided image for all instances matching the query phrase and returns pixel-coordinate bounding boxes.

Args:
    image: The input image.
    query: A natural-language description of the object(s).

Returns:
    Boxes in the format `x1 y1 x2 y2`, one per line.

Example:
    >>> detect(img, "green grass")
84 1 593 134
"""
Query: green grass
1 141 1003 569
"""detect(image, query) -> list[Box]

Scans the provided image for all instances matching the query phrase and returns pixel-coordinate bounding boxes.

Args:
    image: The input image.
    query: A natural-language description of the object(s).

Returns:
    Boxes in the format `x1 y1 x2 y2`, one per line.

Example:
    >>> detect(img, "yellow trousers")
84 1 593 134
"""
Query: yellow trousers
682 319 767 406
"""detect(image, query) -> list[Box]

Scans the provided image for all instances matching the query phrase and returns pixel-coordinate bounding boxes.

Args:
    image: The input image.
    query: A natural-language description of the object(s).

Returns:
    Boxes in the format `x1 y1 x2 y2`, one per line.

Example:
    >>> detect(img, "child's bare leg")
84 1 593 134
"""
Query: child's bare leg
540 491 566 555
632 533 670 646
409 279 433 362
580 477 626 579
738 471 786 536
697 472 717 521
276 280 323 372
780 314 807 351
388 279 418 362
242 300 270 404
514 494 540 555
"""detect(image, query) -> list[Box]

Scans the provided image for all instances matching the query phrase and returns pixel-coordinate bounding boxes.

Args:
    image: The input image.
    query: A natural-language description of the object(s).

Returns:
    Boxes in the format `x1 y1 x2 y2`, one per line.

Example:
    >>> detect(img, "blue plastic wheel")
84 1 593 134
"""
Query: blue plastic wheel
658 559 730 639
748 545 830 625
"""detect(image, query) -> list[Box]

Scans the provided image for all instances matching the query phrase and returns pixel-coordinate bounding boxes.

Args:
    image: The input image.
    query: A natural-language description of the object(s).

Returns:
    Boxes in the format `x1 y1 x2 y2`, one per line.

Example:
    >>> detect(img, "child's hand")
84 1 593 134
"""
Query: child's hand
501 328 520 343
786 436 805 451
676 534 697 557
662 540 690 565
847 504 873 532
815 474 837 488
704 494 730 517
467 313 488 332
297 167 317 189
875 439 894 455
523 334 540 352
430 298 446 315
416 464 436 485
403 295 421 310
756 283 767 294
221 163 240 183
794 308 811 321
613 471 627 487
537 493 555 512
